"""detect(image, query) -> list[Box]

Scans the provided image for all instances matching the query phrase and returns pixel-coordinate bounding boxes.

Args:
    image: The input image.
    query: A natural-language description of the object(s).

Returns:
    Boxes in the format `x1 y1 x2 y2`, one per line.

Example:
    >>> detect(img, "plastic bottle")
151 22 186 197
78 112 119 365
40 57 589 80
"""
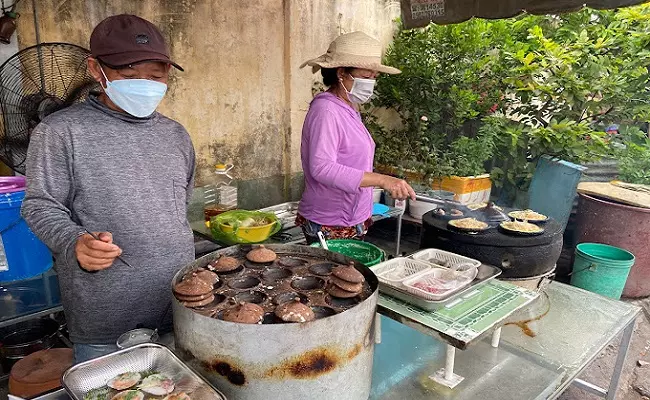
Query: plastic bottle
203 163 238 221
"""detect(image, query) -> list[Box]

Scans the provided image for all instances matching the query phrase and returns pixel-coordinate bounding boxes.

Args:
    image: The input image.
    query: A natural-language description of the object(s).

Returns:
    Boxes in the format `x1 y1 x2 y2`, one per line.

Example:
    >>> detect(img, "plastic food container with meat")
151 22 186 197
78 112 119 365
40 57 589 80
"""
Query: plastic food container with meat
402 264 479 301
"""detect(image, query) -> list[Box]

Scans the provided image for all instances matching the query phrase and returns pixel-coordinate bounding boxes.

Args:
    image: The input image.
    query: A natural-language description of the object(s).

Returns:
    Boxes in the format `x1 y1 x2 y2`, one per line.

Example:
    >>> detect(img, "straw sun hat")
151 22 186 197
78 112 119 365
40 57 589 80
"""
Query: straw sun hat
300 31 401 75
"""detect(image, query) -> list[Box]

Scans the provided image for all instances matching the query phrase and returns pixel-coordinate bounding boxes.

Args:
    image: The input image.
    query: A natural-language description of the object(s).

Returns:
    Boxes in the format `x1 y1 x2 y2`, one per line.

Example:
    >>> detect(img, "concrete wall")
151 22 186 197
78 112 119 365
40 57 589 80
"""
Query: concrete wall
15 0 400 184
0 30 19 176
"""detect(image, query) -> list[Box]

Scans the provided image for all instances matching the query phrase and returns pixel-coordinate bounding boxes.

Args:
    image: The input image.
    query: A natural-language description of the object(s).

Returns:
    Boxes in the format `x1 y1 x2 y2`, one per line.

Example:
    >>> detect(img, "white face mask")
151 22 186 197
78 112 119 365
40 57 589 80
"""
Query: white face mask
99 66 167 118
342 74 376 104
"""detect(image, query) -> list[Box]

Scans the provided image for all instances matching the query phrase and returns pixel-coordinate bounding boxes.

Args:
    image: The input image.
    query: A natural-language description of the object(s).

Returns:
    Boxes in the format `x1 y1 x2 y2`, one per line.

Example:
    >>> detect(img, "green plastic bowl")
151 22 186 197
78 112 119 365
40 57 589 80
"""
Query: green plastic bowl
310 239 385 266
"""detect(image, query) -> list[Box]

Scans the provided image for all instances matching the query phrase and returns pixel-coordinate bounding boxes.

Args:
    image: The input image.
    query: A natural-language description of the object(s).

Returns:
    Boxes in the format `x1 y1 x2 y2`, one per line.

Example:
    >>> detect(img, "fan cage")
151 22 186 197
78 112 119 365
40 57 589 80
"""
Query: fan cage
0 42 99 173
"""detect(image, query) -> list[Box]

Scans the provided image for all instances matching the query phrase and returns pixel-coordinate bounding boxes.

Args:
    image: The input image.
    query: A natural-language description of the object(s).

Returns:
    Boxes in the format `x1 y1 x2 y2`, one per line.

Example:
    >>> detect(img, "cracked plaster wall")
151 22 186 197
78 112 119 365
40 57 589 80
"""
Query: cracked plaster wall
16 0 400 185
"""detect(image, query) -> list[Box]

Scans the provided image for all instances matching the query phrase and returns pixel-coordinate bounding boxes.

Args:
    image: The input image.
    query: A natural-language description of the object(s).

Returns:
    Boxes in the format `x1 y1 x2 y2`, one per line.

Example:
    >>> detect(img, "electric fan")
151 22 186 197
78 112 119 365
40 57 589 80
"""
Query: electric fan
0 42 99 174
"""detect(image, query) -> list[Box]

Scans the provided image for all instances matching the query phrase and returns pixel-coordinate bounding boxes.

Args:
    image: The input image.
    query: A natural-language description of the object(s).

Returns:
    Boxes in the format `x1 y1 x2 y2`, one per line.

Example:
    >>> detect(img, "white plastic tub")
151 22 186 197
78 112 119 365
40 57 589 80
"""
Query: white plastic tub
370 258 433 285
409 249 481 269
373 188 383 203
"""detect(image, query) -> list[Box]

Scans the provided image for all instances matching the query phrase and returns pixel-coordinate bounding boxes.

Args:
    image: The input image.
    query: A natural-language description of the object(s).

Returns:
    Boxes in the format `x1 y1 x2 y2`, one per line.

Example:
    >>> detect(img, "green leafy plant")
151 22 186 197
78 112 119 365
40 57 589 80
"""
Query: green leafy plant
366 18 507 180
483 115 609 191
369 5 650 190
610 128 650 184
618 142 650 184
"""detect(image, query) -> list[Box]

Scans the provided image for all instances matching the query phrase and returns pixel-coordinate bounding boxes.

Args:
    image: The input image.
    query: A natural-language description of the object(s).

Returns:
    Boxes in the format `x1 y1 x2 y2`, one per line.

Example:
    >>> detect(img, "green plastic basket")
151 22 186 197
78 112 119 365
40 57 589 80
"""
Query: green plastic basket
310 239 385 267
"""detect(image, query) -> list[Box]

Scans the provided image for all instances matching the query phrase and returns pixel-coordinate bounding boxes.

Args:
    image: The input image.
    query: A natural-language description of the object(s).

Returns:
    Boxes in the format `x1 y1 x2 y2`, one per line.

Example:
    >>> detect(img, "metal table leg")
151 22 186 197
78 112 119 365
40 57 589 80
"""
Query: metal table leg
431 344 465 388
606 319 636 400
572 318 637 399
395 213 403 256
491 327 502 348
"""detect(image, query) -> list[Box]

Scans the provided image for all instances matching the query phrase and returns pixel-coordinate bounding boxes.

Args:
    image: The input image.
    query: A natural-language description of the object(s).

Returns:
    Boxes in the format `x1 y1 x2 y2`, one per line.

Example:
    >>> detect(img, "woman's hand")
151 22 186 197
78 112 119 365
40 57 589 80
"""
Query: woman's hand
379 175 416 201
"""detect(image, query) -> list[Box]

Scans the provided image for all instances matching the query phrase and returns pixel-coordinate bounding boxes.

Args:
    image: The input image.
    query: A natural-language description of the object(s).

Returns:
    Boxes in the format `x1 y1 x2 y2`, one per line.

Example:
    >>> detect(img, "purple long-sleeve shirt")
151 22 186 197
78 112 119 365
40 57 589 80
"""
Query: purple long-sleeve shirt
298 92 375 226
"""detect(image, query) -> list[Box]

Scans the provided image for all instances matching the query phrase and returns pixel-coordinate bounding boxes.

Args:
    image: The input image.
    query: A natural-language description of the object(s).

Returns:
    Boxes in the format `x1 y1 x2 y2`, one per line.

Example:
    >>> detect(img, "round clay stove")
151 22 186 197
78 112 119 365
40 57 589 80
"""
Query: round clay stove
173 245 374 324
172 244 379 400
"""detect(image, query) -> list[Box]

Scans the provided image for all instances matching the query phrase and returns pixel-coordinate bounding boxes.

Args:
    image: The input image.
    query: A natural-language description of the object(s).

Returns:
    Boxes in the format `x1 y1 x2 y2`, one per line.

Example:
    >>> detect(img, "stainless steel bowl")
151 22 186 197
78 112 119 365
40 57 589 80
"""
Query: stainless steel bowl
116 328 158 349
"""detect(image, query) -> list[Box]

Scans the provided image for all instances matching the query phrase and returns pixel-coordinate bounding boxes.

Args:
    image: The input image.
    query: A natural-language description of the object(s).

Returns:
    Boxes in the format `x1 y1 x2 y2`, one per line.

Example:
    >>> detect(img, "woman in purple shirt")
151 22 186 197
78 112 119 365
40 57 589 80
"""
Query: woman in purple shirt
296 32 415 244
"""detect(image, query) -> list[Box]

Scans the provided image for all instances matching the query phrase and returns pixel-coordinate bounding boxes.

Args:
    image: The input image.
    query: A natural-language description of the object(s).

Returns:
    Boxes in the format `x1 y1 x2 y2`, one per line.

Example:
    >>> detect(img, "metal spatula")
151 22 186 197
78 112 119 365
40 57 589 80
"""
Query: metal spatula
317 231 329 250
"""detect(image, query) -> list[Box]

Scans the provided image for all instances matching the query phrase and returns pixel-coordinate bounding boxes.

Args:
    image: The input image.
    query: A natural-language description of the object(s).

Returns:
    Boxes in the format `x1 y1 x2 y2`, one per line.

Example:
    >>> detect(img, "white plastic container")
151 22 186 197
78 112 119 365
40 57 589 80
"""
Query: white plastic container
409 248 481 269
408 198 437 220
403 267 477 301
370 258 433 285
373 188 383 203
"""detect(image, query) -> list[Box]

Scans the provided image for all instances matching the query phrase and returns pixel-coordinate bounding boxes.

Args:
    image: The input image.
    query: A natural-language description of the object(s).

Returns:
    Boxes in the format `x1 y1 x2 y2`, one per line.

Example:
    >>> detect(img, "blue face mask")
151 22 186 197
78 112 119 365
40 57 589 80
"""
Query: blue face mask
100 67 167 118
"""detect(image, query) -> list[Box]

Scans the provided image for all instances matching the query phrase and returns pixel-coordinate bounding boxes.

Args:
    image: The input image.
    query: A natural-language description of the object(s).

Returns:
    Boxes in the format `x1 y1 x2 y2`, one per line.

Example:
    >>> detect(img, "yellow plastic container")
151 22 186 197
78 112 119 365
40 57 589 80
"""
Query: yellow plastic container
432 174 492 204
219 220 278 243
375 164 491 205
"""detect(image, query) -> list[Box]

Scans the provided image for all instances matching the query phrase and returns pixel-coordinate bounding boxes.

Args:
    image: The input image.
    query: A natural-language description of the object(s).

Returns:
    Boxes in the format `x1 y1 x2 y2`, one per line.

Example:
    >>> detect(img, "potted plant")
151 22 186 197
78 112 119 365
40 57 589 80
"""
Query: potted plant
367 111 496 208
369 6 650 211
366 18 507 206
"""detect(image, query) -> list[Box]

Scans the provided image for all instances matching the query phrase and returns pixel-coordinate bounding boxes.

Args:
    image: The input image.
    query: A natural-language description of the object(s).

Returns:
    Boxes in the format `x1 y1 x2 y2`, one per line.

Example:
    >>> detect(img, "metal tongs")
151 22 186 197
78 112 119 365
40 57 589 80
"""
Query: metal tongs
415 194 463 208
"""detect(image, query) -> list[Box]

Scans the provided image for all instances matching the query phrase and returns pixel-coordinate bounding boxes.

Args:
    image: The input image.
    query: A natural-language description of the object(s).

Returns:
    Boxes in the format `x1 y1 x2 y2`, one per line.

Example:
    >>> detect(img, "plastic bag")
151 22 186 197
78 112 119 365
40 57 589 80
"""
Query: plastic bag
435 263 478 289
210 210 282 245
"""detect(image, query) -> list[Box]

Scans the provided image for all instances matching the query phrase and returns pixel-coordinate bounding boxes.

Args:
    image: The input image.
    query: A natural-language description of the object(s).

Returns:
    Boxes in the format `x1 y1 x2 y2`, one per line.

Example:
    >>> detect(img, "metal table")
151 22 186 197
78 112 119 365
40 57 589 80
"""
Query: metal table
378 279 539 388
0 269 62 329
26 284 638 400
372 281 640 399
502 283 640 400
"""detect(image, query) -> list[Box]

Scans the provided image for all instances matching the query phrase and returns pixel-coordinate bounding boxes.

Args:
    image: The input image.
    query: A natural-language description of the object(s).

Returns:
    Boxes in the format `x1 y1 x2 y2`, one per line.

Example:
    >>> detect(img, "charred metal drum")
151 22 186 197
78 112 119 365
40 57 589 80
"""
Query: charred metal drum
172 244 379 400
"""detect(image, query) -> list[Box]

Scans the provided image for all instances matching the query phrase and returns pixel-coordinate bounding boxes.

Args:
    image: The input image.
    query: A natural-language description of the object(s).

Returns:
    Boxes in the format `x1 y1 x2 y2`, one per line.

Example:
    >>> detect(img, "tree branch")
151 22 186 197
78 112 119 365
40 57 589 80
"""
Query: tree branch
579 106 614 123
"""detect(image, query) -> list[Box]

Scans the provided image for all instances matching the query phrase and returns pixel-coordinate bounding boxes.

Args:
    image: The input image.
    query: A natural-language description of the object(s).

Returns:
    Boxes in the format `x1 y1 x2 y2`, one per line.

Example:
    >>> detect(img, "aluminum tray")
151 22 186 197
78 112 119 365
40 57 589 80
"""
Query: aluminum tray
258 201 299 229
378 263 502 311
62 343 226 400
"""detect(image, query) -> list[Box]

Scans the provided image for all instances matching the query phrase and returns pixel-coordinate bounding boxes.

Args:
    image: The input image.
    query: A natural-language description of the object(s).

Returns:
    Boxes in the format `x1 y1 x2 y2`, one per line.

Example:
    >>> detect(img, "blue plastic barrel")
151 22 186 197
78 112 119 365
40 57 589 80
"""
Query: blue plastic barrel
0 176 53 282
528 155 587 230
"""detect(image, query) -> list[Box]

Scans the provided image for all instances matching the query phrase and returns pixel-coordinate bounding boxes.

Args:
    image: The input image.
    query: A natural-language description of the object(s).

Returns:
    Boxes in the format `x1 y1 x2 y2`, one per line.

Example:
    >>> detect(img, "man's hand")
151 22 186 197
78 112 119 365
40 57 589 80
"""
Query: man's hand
75 232 122 272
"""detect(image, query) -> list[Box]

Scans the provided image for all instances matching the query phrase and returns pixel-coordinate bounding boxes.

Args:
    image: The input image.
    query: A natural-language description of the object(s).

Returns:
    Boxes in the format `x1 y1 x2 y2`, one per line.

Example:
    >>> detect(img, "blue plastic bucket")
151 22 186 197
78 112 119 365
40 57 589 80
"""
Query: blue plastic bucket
0 177 53 282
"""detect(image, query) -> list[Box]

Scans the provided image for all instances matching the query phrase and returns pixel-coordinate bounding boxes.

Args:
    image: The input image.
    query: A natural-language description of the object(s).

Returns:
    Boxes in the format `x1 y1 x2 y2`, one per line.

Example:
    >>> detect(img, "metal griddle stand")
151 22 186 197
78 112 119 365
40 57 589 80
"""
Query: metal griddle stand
430 327 503 388
375 280 641 399
377 279 537 389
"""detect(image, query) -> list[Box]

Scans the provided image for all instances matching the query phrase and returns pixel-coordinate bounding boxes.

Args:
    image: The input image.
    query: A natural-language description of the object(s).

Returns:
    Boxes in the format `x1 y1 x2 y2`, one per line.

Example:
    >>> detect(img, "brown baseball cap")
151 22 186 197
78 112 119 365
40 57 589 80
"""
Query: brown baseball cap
90 14 183 71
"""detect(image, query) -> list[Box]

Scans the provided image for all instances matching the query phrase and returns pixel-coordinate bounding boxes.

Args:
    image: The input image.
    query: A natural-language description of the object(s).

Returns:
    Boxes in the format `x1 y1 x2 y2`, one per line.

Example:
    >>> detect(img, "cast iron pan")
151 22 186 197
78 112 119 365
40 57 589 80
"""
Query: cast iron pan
507 210 549 224
498 221 545 236
447 218 491 234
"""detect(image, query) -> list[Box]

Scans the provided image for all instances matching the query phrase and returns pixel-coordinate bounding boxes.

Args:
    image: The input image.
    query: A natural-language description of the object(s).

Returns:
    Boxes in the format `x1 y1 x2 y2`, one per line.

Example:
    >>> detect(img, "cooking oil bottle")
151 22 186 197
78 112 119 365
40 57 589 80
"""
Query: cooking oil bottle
203 163 238 221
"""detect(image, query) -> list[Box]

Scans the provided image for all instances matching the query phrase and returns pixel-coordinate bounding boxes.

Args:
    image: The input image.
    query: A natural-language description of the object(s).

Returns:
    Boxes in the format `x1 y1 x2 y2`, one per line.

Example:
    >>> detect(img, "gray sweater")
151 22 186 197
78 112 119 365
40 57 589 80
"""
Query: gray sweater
21 95 196 344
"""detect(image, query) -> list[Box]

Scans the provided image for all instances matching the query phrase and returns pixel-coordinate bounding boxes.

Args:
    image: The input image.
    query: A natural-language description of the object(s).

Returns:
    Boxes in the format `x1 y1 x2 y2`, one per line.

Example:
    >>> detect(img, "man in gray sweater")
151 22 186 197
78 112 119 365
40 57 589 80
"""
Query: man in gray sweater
21 15 195 362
